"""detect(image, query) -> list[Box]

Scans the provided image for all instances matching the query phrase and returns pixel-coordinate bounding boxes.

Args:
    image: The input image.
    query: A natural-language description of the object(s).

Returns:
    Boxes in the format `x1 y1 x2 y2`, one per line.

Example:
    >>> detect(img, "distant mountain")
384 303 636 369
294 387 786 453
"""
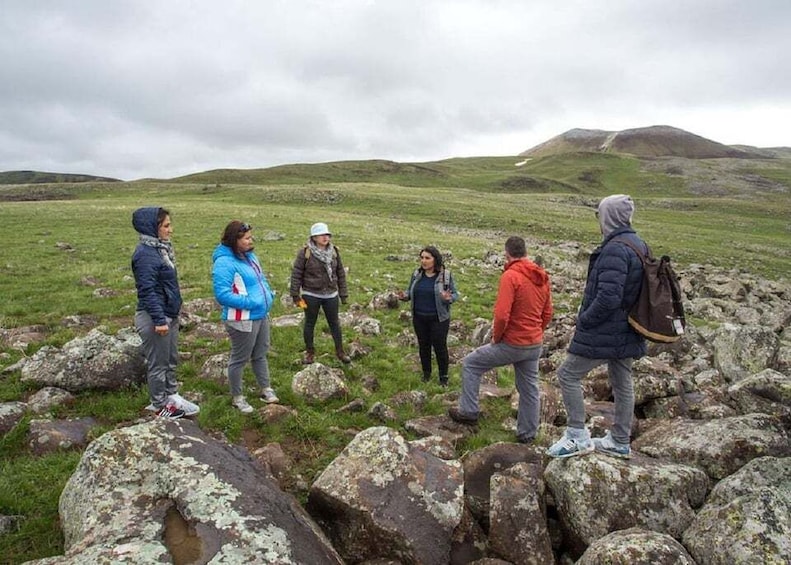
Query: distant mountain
519 125 774 159
0 170 121 185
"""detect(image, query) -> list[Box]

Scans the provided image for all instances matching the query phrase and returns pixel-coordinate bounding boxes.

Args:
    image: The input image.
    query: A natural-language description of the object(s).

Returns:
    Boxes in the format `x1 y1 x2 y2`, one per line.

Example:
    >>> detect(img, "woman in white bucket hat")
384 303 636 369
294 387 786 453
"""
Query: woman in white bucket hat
289 222 351 364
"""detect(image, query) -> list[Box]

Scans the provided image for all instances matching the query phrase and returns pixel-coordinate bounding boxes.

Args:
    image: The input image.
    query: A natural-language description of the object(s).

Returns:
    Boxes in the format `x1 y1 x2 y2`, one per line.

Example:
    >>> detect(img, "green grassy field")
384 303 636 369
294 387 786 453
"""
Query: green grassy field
0 154 789 562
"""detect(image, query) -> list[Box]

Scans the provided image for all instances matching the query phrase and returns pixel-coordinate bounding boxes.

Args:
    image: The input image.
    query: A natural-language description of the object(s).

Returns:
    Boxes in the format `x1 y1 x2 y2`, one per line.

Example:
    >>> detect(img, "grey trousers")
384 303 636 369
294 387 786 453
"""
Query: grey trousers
135 311 179 409
459 342 543 440
557 352 635 444
225 318 271 397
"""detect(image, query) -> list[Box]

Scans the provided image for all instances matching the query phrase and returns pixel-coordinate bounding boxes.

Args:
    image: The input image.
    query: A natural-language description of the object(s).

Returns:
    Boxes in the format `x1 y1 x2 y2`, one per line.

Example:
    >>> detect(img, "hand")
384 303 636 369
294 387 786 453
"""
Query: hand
154 324 169 336
340 297 348 305
440 290 452 302
396 290 407 300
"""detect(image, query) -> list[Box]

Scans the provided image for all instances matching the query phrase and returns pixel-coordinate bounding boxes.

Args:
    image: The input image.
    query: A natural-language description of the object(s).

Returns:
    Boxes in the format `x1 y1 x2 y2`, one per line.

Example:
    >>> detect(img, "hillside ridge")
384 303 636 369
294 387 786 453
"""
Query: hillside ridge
519 124 775 159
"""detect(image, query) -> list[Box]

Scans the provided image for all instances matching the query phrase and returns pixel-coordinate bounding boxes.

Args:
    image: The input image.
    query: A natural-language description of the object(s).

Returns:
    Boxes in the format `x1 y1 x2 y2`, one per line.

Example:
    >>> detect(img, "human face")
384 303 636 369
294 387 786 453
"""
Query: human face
158 215 173 241
313 234 331 248
237 230 254 253
419 251 436 273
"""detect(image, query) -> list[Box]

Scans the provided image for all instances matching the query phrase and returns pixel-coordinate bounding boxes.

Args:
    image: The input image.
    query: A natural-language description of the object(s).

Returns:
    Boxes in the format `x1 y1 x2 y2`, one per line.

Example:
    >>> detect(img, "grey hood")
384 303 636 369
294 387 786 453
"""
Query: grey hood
597 194 635 238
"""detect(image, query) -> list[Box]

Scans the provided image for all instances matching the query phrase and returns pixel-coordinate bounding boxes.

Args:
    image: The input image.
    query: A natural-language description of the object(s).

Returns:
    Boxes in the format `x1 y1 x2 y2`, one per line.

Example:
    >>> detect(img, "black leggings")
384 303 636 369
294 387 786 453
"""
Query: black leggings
413 313 450 377
303 295 343 351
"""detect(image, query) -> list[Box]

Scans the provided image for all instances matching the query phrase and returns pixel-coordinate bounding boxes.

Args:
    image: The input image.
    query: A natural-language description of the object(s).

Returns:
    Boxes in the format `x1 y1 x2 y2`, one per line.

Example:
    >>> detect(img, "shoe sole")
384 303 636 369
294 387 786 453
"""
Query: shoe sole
547 445 595 458
594 447 631 459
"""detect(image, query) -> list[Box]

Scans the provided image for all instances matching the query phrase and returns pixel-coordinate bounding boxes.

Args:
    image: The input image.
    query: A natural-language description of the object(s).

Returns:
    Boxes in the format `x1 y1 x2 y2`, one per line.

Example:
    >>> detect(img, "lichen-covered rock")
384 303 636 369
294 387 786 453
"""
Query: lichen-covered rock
28 417 97 455
26 387 75 414
488 462 553 565
632 414 791 480
710 323 779 383
307 426 464 564
544 454 707 559
20 328 144 392
577 527 696 564
291 363 349 402
683 456 791 565
25 419 342 564
0 401 26 435
460 442 544 527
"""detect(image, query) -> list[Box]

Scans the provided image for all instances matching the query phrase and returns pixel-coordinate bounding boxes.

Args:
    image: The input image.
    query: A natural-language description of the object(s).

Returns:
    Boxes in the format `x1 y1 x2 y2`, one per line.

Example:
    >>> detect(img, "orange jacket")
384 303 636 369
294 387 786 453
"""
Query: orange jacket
492 258 553 345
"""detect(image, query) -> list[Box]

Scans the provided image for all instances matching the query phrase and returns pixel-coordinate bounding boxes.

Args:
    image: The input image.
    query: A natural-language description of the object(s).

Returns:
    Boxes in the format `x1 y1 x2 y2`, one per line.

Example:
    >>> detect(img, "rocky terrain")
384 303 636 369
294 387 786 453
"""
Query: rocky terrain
2 236 790 564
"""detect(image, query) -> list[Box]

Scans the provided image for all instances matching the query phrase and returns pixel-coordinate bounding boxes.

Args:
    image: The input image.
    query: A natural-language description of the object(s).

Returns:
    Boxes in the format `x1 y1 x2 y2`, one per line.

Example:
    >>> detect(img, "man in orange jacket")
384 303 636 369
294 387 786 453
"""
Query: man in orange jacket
449 236 553 443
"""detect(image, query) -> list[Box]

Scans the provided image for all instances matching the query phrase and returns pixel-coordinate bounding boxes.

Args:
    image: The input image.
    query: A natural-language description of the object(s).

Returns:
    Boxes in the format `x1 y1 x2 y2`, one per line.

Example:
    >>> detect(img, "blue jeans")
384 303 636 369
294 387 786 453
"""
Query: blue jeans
225 318 271 397
557 353 634 444
135 310 179 409
459 342 543 440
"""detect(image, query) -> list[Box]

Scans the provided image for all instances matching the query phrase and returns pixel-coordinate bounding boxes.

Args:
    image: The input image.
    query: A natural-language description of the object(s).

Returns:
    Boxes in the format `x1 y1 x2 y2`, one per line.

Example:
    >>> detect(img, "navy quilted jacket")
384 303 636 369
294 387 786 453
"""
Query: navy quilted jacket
569 227 647 359
131 207 182 326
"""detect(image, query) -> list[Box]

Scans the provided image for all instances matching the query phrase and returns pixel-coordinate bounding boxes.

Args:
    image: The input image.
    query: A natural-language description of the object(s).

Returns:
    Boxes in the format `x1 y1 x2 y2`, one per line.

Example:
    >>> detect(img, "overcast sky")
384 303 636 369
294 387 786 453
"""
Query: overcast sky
1 0 788 180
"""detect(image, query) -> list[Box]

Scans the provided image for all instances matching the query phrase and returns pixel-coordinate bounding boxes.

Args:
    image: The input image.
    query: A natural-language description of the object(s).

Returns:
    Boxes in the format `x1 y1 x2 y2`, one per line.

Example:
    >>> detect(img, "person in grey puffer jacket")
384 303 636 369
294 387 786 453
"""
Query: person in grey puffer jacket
547 194 647 459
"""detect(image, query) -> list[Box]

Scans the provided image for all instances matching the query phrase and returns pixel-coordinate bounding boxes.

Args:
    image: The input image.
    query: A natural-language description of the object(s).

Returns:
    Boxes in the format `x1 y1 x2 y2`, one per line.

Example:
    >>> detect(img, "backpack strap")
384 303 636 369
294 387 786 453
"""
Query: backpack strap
611 237 650 263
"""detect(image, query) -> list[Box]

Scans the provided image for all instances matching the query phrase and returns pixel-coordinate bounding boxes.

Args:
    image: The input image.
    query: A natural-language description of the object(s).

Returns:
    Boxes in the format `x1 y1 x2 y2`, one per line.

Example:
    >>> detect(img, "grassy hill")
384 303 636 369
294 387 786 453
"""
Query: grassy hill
0 170 121 185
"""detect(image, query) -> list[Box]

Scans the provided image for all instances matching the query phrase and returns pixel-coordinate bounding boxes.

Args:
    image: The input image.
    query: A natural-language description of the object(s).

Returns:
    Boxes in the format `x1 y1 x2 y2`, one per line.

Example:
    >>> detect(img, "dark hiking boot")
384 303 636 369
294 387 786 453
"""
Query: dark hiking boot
302 349 315 364
336 349 351 364
448 406 479 425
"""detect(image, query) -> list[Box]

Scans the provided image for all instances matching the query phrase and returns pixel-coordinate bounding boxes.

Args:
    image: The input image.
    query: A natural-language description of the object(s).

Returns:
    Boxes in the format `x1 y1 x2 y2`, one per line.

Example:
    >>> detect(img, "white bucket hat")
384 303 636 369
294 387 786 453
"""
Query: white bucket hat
310 222 331 237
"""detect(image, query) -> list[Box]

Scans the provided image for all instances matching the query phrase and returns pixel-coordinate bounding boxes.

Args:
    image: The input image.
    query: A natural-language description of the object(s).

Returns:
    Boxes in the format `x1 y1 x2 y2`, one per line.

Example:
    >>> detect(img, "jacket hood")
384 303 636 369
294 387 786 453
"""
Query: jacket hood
132 207 162 238
506 258 549 286
597 194 635 238
212 243 237 262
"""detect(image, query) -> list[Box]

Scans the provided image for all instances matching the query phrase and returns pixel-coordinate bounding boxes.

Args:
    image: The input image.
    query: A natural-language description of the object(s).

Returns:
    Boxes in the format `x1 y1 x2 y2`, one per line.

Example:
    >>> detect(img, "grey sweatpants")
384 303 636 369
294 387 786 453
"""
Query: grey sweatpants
557 353 635 444
135 310 179 409
459 342 543 440
225 318 271 397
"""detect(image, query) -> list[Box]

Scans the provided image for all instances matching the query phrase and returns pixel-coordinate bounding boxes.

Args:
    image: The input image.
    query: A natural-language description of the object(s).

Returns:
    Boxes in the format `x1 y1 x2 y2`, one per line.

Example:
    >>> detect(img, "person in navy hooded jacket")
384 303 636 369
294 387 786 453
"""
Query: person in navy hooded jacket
212 221 279 413
132 207 199 419
547 194 647 459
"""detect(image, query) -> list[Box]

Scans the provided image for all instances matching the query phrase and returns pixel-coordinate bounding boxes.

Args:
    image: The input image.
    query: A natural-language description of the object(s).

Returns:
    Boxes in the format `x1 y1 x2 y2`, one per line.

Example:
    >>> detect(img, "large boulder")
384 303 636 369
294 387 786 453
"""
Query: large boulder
20 328 144 392
488 462 553 565
24 419 342 564
683 456 791 565
632 414 791 480
544 454 707 559
709 323 778 383
307 426 464 564
577 527 696 564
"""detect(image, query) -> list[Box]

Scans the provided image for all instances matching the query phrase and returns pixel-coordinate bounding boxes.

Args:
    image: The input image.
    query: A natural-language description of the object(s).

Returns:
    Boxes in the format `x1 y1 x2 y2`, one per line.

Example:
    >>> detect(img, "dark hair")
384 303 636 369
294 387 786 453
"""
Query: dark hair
221 221 253 255
420 245 444 271
156 208 170 227
505 236 526 258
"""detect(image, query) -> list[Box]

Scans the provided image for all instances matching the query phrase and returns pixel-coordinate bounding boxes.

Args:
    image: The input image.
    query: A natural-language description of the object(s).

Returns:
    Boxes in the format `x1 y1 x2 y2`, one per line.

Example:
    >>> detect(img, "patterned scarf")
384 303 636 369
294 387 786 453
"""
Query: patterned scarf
307 239 335 281
140 234 175 270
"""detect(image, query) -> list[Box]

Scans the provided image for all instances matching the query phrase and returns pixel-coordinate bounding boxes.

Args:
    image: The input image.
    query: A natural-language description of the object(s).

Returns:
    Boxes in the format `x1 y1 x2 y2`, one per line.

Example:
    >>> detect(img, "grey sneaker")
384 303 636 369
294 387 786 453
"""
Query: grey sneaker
168 393 200 416
232 395 254 414
260 387 279 404
546 430 594 458
593 431 632 459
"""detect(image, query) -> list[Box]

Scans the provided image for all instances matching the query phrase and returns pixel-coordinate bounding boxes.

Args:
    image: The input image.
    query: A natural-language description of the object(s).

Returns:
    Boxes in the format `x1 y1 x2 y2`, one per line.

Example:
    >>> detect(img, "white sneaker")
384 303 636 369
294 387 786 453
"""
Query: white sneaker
168 393 200 416
260 387 279 404
232 395 254 414
546 429 594 458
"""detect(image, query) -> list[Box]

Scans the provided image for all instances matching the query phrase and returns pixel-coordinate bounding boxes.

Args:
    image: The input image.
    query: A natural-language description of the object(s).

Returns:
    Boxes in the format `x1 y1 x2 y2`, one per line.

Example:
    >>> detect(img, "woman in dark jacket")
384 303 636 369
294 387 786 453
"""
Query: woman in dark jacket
397 246 459 385
290 222 350 364
131 207 199 419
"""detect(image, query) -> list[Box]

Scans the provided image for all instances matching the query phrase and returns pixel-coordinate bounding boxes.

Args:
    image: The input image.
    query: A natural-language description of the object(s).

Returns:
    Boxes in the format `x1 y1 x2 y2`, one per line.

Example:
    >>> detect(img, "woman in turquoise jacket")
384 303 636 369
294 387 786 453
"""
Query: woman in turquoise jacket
212 221 279 413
